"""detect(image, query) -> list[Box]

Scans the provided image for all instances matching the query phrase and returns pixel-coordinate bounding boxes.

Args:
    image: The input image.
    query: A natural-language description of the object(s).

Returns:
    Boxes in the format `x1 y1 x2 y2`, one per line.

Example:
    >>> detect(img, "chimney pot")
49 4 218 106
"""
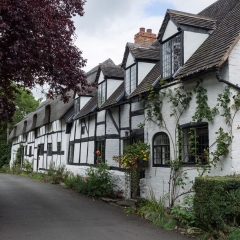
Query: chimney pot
134 27 156 45
140 27 145 32
147 29 152 33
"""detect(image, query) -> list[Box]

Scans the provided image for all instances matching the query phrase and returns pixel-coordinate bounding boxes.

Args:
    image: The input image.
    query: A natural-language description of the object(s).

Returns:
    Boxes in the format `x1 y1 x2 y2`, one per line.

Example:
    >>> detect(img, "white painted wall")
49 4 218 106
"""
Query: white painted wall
80 96 92 110
98 71 105 84
143 72 234 203
162 19 178 42
107 79 123 99
228 39 240 85
184 31 209 63
138 62 155 85
126 52 135 68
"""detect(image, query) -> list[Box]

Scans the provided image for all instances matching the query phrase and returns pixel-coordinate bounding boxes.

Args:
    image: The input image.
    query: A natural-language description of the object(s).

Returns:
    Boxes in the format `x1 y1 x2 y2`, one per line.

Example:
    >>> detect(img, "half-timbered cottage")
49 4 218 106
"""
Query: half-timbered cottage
9 0 240 201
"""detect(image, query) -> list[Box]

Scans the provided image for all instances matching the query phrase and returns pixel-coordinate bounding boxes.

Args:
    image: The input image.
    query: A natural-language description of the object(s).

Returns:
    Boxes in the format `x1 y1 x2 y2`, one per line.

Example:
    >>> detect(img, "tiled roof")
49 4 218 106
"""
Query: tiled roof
129 61 161 98
178 1 240 79
168 9 216 30
101 83 124 109
73 93 98 120
122 43 160 68
199 0 239 25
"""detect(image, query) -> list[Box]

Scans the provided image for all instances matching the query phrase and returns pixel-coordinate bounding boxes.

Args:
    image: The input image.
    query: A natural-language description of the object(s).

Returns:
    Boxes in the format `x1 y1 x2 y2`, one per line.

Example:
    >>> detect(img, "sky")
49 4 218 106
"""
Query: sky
32 0 217 99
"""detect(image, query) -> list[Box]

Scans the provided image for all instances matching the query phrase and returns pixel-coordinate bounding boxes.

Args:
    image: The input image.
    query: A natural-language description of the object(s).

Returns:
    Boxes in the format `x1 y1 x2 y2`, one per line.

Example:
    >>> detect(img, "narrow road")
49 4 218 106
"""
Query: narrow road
0 174 192 240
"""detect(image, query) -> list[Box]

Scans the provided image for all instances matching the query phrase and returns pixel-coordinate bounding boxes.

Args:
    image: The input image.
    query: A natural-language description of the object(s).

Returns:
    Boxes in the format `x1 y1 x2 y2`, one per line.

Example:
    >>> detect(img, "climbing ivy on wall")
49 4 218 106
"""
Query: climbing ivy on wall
140 80 240 207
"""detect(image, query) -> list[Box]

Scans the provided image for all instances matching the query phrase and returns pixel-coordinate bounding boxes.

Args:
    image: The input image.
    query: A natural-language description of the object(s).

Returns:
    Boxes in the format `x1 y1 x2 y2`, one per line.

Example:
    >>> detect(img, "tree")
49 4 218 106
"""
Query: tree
0 0 88 121
0 87 41 168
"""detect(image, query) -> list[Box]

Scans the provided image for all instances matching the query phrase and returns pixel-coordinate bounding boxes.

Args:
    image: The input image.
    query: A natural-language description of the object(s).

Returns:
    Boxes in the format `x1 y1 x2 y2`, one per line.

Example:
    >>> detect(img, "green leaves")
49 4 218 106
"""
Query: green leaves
192 86 218 122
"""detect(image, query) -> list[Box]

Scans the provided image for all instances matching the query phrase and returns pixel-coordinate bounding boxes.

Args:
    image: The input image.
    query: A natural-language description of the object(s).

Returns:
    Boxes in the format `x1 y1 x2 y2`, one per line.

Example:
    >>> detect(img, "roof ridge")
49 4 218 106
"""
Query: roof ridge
168 9 216 21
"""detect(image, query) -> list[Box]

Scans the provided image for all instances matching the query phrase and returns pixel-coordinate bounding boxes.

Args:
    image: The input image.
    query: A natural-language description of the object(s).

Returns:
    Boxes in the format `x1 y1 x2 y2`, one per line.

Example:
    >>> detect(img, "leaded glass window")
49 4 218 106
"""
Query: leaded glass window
68 143 74 163
98 81 106 106
162 34 182 79
153 133 170 166
74 97 80 115
125 64 136 96
181 124 208 163
47 143 52 156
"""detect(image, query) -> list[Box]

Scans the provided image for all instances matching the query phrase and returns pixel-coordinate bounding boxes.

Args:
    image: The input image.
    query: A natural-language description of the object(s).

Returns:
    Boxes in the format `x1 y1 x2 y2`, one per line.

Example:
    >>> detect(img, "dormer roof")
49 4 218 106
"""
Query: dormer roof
129 61 161 98
73 93 98 120
101 83 124 109
158 9 216 41
122 43 160 68
96 64 124 81
178 1 240 79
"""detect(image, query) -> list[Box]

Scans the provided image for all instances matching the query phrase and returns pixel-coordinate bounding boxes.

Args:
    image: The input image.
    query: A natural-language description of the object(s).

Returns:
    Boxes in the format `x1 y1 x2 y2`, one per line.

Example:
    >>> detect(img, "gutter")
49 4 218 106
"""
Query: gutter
215 68 240 91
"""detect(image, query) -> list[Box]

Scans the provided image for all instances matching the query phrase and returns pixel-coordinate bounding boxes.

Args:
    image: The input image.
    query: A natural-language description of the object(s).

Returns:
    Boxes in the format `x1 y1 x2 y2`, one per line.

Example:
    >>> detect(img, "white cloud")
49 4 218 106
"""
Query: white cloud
74 0 217 72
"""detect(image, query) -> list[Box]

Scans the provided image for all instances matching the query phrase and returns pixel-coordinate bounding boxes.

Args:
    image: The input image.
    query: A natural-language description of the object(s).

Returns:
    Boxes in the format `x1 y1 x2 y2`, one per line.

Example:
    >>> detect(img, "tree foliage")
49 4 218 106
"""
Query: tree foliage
0 87 40 168
0 0 88 121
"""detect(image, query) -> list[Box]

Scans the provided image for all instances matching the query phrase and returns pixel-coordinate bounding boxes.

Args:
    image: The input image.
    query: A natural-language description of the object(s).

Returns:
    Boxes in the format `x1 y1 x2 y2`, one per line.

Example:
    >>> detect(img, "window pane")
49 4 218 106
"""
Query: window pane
102 81 106 104
172 35 181 74
162 34 182 79
125 68 130 96
182 125 208 163
154 146 162 164
98 84 102 106
153 133 170 166
130 65 136 93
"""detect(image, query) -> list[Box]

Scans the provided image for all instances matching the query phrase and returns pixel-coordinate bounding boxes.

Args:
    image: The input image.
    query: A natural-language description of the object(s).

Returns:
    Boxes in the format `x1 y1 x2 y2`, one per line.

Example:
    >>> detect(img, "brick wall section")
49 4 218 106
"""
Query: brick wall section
134 28 157 45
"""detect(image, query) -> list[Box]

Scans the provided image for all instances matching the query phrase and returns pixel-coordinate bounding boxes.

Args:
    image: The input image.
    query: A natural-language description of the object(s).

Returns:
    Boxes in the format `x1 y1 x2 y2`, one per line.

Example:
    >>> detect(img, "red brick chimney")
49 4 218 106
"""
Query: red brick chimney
134 28 157 45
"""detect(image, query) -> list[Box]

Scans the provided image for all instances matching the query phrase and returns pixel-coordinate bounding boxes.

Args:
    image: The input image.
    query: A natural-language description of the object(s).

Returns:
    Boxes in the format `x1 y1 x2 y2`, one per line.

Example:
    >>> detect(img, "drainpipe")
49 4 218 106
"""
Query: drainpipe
215 68 240 91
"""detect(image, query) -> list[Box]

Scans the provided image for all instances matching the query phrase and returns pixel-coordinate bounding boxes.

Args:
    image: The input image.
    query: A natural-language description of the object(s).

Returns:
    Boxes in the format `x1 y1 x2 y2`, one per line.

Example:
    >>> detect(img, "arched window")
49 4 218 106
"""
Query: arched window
153 132 170 166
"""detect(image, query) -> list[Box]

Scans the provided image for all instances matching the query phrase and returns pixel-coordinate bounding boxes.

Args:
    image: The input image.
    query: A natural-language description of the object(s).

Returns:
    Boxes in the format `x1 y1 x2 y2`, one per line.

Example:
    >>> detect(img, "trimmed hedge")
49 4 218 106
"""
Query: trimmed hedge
194 176 240 231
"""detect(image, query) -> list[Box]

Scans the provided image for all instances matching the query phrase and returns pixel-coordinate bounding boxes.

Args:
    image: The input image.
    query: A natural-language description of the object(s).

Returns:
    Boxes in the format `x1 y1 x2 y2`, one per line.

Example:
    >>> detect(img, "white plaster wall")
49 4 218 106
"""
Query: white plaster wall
96 124 105 136
131 101 143 112
120 104 130 128
87 141 95 164
229 39 240 85
80 96 92 110
105 139 119 166
107 79 123 99
97 110 105 122
144 73 233 203
138 62 155 84
88 116 95 137
126 52 135 68
106 111 118 135
162 20 178 41
80 142 88 163
131 115 144 129
184 31 208 63
75 120 81 139
73 143 80 164
228 40 240 172
98 71 105 84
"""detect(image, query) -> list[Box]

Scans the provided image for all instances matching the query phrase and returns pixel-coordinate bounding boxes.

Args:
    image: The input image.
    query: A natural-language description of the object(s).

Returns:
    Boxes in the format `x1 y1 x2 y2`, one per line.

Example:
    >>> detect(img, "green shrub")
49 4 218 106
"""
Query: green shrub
45 161 69 184
194 176 240 232
227 227 240 240
22 159 33 173
86 163 116 198
137 189 174 229
171 194 197 228
64 163 116 198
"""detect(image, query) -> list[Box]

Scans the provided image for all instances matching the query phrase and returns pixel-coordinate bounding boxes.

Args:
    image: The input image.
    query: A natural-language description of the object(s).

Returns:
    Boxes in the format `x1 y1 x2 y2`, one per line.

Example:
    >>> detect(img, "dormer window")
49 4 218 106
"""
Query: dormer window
125 64 136 96
98 81 106 106
74 97 80 115
162 33 183 79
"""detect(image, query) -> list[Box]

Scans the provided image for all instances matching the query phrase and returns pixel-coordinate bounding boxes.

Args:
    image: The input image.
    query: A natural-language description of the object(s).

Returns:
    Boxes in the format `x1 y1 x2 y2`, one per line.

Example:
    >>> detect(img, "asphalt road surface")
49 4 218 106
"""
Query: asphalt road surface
0 174 193 240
